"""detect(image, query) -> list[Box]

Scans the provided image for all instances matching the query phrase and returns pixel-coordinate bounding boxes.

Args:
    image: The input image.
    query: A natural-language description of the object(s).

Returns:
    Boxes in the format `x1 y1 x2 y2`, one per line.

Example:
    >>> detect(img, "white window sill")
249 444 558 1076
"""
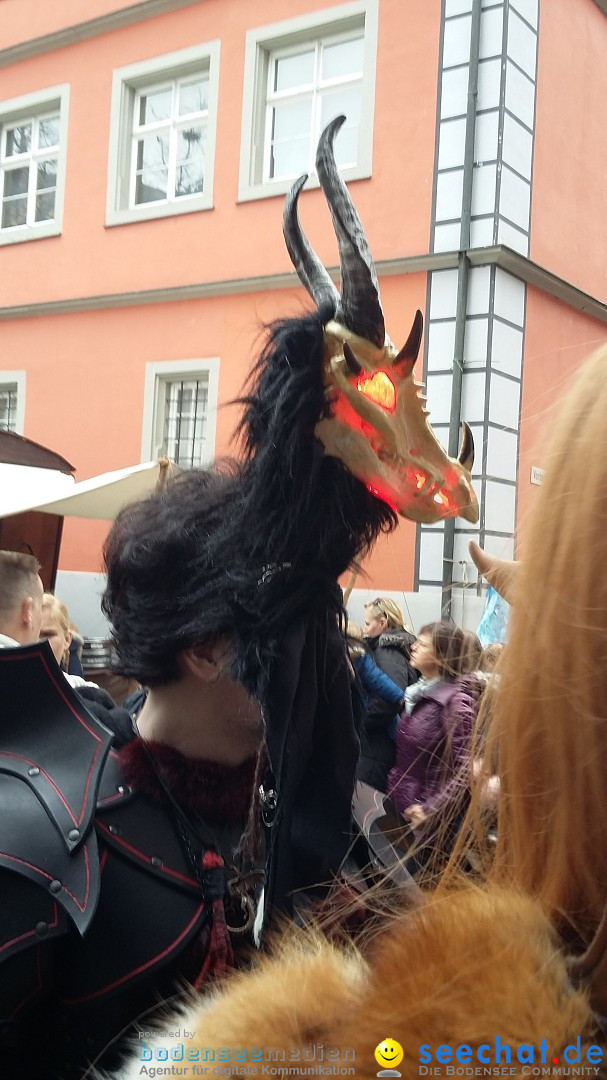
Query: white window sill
0 221 61 247
106 194 213 227
237 161 371 204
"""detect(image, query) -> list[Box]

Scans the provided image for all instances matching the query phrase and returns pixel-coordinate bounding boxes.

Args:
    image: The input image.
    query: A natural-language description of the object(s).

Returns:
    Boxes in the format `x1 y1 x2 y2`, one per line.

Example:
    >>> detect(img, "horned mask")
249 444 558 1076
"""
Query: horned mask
283 115 479 525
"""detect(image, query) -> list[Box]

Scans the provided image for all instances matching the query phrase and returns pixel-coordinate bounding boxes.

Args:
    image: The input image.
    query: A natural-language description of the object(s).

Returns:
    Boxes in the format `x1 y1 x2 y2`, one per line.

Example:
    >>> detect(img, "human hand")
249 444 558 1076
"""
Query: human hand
404 804 427 827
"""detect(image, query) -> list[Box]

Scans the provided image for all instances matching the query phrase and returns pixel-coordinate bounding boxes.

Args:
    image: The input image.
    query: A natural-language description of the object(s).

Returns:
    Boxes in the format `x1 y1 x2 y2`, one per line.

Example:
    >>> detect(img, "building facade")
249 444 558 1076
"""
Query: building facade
0 0 606 633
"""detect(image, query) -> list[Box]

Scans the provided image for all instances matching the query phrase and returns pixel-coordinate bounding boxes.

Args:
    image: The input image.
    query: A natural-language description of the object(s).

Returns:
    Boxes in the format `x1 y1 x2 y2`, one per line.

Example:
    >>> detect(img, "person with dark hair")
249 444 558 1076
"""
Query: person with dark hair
0 472 267 1080
461 627 483 673
0 549 44 647
387 620 481 871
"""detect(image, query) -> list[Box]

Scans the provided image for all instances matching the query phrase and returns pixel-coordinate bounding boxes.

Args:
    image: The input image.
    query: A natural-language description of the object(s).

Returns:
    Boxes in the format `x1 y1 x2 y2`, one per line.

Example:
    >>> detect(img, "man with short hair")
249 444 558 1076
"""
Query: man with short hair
0 549 44 647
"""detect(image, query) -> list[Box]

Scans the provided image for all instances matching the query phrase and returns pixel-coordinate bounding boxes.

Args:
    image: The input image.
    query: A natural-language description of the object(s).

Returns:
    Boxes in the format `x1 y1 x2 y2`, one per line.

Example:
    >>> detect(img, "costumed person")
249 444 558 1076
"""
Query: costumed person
113 341 607 1080
356 597 417 792
0 116 477 1080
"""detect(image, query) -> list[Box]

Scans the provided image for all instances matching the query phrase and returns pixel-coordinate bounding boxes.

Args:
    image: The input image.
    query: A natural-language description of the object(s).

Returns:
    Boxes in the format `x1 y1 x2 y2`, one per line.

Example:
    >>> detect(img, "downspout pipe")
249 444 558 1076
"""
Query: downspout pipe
441 0 482 619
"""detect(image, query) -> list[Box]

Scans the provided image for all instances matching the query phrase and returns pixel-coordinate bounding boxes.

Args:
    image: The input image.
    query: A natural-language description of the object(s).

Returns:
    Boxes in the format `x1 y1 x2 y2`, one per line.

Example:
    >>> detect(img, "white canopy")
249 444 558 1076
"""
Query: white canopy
0 459 176 521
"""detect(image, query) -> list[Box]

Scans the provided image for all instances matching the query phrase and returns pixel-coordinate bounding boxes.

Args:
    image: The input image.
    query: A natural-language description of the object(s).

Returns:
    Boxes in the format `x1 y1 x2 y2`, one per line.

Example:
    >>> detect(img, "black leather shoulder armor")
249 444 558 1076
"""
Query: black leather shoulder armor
0 641 113 956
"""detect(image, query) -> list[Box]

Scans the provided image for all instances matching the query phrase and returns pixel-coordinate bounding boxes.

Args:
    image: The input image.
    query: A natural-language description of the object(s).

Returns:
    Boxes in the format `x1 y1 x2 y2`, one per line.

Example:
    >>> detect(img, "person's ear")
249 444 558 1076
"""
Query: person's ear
20 596 35 631
181 642 229 683
63 629 73 669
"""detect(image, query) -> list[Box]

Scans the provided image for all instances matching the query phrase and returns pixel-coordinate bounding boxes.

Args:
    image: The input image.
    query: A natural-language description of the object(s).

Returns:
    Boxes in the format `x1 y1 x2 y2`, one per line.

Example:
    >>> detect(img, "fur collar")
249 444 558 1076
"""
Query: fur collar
377 628 414 652
118 738 257 826
114 887 603 1080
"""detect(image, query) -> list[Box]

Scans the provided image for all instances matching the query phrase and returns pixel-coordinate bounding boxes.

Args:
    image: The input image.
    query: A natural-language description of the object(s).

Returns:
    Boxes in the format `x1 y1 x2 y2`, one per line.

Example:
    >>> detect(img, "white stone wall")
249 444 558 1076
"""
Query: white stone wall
418 0 539 605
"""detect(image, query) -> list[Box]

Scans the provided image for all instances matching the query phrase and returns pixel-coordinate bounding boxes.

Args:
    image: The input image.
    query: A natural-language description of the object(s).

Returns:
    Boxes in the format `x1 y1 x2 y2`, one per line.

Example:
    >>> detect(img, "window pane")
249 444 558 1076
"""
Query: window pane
5 124 31 157
136 133 169 170
138 87 172 126
176 128 205 196
176 160 204 197
271 98 312 141
1 197 27 228
37 158 57 191
270 135 309 180
38 116 60 149
164 379 208 466
178 79 209 116
135 168 168 204
35 191 56 221
321 37 364 81
320 86 362 130
3 167 29 197
320 88 362 165
0 385 17 432
176 125 205 162
274 49 315 92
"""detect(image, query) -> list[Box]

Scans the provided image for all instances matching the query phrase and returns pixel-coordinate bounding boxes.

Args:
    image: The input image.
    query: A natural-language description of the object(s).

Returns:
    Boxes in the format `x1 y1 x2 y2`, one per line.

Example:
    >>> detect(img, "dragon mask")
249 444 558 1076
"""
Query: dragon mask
283 115 479 525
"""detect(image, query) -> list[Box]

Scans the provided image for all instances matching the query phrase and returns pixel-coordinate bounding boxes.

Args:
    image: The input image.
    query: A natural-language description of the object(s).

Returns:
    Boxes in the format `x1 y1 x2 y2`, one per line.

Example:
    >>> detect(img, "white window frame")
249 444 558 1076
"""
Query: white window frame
0 85 69 247
0 371 26 433
140 358 219 465
106 42 220 227
238 0 378 203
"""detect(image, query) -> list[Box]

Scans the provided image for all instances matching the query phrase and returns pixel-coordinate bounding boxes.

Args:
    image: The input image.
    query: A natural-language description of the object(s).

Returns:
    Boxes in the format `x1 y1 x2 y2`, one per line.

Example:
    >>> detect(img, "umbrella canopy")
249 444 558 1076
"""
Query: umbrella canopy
0 459 176 521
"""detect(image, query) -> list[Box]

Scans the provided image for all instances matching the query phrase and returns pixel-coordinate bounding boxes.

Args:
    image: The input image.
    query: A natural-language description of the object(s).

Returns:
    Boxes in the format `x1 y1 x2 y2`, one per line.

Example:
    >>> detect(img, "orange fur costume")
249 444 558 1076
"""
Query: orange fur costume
115 887 601 1080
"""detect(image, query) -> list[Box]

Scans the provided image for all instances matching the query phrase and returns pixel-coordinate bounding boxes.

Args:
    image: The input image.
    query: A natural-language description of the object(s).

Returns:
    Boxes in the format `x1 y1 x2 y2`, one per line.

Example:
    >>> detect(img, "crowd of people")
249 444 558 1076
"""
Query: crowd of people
0 540 504 1078
350 605 499 877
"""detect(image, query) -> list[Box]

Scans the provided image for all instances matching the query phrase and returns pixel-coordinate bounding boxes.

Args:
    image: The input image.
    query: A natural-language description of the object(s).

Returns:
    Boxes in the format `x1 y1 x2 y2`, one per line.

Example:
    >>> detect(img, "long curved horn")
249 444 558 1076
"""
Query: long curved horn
393 310 424 377
468 541 518 605
316 115 385 348
283 174 340 314
458 422 475 472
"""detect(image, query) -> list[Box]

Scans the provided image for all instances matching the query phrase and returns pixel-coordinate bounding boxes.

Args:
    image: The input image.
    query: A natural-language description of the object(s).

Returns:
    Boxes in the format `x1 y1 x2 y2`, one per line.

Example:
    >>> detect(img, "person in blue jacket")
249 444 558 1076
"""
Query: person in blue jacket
347 624 406 720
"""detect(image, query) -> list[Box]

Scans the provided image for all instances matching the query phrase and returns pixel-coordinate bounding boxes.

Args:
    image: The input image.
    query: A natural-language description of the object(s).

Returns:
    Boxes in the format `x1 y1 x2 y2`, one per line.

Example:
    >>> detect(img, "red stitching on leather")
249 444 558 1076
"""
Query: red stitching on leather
9 943 44 1018
96 822 198 888
0 650 107 823
60 903 204 1004
0 903 59 955
0 847 90 912
0 753 79 826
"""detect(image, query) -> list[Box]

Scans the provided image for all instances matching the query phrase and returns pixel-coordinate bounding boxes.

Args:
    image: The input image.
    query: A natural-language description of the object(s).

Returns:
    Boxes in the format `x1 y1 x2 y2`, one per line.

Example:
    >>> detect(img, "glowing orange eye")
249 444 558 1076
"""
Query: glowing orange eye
356 371 396 412
433 489 452 509
414 471 427 491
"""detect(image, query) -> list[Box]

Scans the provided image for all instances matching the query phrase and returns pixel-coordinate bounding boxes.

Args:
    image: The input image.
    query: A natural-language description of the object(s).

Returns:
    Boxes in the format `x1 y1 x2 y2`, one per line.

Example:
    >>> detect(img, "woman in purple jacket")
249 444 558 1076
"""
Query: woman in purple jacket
387 621 481 871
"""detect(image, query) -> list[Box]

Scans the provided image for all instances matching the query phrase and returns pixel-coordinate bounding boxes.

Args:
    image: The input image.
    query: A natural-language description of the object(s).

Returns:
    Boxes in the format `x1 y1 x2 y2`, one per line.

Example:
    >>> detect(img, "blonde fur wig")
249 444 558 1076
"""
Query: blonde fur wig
458 344 607 939
114 887 599 1079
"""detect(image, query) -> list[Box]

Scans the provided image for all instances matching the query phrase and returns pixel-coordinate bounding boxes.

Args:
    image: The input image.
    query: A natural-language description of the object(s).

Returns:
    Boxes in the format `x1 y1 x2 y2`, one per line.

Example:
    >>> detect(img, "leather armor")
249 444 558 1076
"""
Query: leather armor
0 643 216 1079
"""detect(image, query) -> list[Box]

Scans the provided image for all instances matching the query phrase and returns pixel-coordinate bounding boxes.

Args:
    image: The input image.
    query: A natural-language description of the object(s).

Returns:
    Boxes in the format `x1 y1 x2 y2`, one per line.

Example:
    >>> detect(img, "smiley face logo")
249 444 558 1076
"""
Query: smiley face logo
374 1038 404 1070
